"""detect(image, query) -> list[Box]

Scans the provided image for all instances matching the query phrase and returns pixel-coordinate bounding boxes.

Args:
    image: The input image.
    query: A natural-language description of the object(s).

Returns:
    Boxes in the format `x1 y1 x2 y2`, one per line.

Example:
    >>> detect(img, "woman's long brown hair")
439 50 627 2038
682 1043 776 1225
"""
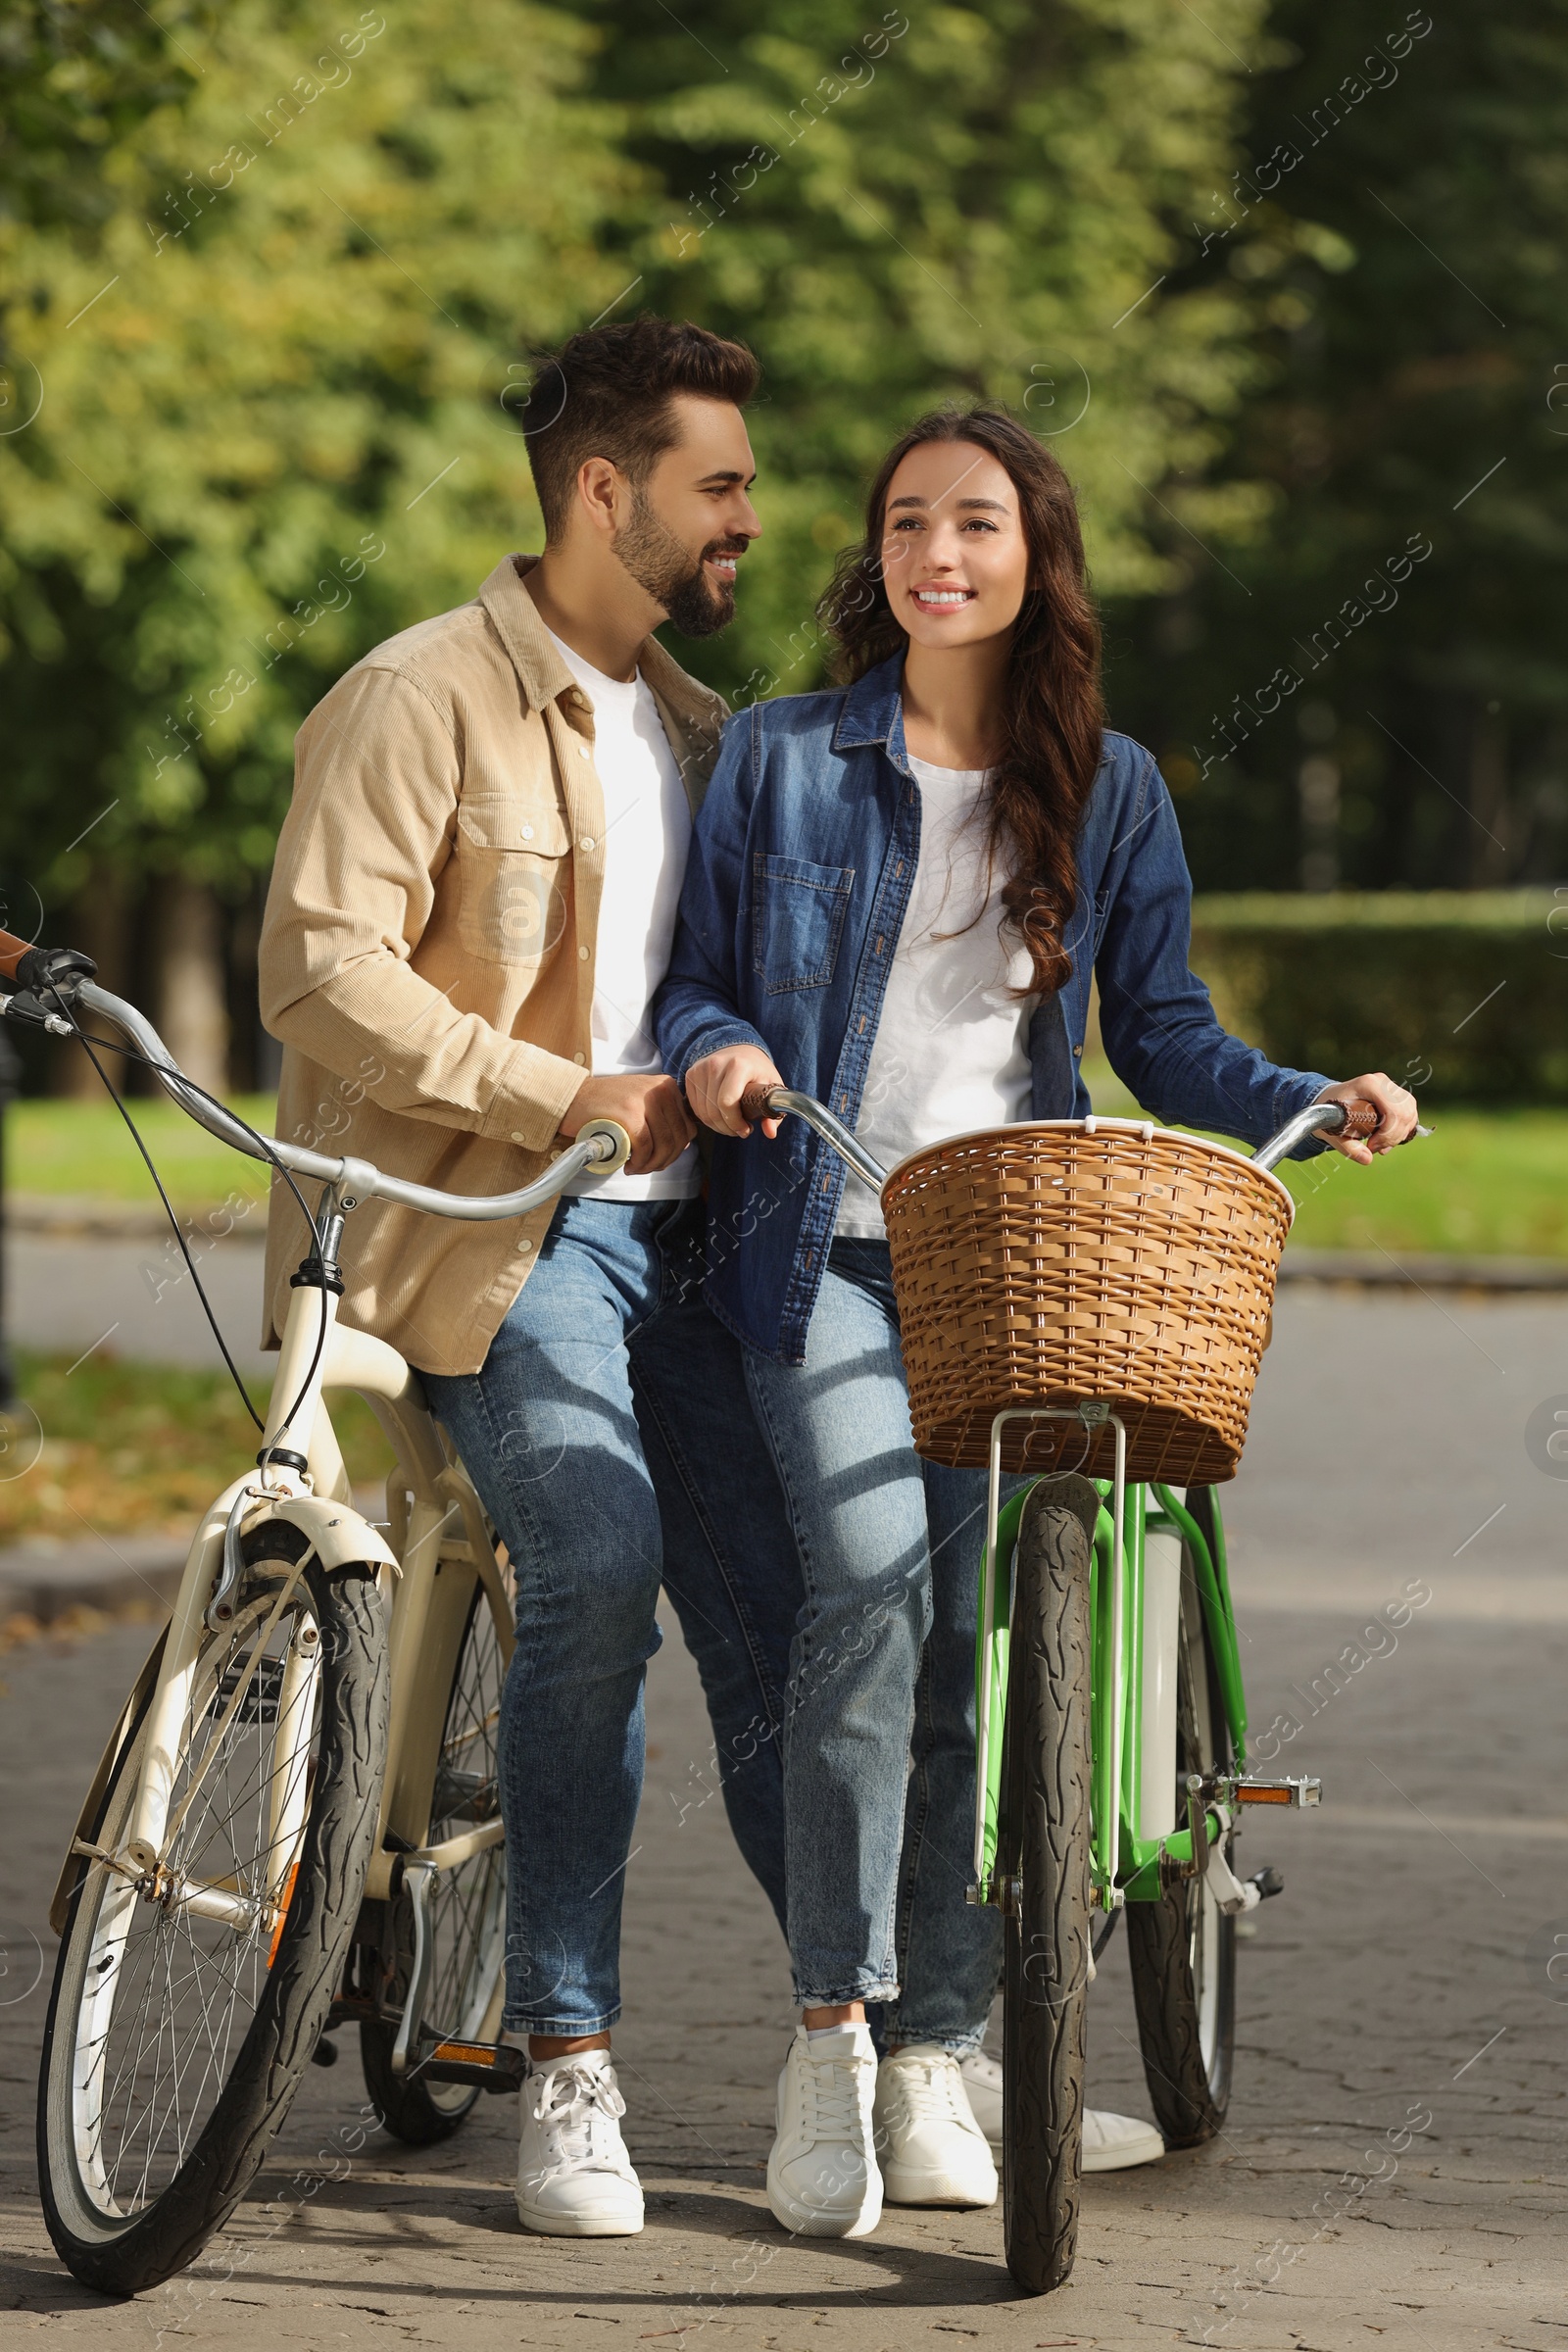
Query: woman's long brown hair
819 406 1103 999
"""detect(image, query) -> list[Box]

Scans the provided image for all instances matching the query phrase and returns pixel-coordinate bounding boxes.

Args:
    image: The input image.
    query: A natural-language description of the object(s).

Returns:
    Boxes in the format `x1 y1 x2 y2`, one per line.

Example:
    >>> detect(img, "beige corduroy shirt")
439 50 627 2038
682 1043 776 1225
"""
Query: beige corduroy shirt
258 553 727 1377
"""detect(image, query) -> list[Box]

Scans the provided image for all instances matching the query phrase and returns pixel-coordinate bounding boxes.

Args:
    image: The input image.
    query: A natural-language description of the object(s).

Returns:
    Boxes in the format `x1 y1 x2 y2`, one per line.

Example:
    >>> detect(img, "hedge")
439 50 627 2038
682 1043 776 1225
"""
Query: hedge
1185 892 1565 1103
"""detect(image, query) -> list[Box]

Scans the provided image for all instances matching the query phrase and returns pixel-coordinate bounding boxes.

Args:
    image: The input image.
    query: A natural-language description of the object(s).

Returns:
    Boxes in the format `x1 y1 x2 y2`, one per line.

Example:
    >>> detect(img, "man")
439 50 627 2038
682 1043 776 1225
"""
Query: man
260 316 788 2237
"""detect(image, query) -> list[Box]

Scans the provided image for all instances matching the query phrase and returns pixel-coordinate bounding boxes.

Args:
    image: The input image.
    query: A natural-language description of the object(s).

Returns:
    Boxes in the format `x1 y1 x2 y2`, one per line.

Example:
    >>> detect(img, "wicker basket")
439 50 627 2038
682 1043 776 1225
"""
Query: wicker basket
882 1118 1295 1485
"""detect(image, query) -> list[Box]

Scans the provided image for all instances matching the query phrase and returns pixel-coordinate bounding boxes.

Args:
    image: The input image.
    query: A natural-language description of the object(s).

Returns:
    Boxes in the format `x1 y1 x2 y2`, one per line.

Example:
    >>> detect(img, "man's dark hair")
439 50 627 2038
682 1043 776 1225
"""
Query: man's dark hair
518 315 760 541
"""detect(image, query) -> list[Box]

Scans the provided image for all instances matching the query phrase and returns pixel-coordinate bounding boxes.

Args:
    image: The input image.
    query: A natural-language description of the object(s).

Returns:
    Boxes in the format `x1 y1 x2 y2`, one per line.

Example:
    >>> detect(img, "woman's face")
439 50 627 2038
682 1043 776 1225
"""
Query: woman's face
878 440 1031 651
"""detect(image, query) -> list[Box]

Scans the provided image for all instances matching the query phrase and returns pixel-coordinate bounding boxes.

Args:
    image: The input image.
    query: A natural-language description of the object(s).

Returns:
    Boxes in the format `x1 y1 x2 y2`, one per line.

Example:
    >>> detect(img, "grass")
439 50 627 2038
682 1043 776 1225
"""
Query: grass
0 1350 394 1549
1083 1058 1568 1259
7 1080 1566 1258
7 1093 277 1208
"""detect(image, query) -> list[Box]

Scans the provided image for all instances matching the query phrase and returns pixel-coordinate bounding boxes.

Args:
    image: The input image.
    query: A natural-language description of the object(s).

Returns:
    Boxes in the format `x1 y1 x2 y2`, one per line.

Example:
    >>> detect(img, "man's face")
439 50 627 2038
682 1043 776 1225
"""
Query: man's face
611 395 760 637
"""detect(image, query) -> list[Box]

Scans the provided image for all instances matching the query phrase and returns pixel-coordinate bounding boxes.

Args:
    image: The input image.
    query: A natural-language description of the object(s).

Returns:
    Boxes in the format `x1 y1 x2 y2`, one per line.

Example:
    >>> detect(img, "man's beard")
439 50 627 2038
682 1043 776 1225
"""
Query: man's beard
612 487 740 638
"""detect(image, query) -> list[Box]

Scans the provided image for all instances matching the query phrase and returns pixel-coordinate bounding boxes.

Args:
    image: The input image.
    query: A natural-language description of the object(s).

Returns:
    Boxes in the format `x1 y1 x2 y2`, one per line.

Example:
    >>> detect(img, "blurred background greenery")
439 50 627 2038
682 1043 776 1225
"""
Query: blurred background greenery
0 0 1562 1107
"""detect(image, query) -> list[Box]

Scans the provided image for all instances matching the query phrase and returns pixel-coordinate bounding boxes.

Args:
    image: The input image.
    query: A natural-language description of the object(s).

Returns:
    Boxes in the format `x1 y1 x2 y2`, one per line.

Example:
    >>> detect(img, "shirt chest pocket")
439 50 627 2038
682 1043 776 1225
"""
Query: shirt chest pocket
456 796 572 966
751 853 855 994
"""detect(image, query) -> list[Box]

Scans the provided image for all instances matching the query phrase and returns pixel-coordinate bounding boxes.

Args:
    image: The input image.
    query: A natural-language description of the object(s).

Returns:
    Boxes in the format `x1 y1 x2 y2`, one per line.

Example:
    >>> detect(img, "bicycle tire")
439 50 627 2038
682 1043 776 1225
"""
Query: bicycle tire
38 1534 389 2294
1124 1487 1236 2146
1000 1475 1098 2297
359 1566 510 2142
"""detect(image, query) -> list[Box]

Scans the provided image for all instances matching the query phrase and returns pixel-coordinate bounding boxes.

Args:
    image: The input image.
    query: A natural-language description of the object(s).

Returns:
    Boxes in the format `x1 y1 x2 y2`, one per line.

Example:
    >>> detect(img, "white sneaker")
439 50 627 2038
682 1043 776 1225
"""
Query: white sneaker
958 2048 1165 2172
514 2050 645 2236
957 2047 1006 2143
873 2044 997 2207
1081 2107 1165 2171
766 2024 882 2238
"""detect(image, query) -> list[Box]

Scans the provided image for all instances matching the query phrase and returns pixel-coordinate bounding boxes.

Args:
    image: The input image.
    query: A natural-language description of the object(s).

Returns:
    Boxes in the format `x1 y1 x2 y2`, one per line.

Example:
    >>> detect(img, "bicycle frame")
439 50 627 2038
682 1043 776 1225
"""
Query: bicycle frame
53 1262 512 1951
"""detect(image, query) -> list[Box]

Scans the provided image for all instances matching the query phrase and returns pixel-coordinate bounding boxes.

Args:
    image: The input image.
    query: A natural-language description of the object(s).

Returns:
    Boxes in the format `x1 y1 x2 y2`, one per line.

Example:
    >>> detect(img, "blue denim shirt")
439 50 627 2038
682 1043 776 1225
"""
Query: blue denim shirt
655 656 1332 1365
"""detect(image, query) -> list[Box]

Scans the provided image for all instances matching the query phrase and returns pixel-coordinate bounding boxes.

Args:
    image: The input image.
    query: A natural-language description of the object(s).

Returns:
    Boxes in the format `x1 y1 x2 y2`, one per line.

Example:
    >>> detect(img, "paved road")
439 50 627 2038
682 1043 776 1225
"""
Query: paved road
2 1288 1566 2348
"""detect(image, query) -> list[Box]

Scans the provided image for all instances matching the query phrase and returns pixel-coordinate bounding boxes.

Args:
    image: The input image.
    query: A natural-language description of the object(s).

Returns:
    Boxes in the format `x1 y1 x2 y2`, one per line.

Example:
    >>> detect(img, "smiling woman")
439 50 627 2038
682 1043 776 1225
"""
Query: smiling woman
820 408 1105 1002
657 396 1418 2252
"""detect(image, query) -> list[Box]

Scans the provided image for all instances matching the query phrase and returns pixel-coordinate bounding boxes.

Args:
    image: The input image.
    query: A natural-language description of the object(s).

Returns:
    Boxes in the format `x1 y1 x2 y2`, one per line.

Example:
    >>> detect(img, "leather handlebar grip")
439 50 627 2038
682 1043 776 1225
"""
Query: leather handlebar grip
0 927 34 981
1338 1099 1382 1139
740 1081 784 1126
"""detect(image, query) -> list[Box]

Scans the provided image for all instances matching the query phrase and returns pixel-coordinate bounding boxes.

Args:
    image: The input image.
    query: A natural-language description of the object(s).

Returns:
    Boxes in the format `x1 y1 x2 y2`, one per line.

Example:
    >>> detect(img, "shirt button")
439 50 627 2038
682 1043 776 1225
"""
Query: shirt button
518 1238 533 1253
573 1052 586 1065
520 823 534 841
578 945 590 960
577 744 590 760
579 836 595 852
510 1130 524 1142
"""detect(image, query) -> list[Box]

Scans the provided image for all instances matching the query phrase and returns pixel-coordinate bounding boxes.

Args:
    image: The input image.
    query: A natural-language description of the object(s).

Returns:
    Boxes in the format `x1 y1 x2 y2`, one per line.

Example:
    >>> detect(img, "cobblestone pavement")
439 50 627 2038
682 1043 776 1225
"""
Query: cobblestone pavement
1 1290 1565 2348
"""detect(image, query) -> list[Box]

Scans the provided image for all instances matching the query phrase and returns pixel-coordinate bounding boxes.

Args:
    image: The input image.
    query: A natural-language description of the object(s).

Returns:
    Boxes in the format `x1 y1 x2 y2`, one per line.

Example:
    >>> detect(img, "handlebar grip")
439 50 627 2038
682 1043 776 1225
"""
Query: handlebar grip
577 1118 633 1175
0 927 34 982
740 1081 786 1127
1337 1099 1382 1139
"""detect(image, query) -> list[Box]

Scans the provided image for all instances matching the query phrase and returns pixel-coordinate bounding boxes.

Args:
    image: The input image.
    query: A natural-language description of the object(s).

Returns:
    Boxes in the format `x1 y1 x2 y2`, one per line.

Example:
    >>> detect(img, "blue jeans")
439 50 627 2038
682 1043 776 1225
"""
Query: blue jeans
743 1239 1014 2049
421 1196 792 2034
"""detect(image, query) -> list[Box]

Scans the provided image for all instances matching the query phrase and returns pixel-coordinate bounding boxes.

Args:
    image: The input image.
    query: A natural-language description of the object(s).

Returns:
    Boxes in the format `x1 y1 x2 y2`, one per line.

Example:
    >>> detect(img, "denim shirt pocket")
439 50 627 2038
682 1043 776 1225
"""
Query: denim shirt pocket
751 852 855 993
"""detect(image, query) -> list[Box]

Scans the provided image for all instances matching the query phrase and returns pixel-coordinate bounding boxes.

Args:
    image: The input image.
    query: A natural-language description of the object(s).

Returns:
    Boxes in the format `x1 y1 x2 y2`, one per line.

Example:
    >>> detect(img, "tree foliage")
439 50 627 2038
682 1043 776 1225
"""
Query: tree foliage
11 0 1556 938
0 0 634 905
0 0 1268 915
1109 2 1568 891
590 0 1272 706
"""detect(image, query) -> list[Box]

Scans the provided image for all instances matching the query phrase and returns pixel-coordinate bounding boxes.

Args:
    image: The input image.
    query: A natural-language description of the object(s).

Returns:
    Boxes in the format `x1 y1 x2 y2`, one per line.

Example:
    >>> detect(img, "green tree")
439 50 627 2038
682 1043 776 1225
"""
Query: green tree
585 0 1273 706
0 0 1277 1086
1109 3 1568 894
0 0 633 1052
0 1 203 232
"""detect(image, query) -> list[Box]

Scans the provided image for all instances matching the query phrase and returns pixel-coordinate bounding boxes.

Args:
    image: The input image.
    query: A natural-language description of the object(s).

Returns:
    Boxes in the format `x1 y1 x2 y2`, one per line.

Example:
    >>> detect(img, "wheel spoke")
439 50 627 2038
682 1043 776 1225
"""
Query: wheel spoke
63 1592 324 2219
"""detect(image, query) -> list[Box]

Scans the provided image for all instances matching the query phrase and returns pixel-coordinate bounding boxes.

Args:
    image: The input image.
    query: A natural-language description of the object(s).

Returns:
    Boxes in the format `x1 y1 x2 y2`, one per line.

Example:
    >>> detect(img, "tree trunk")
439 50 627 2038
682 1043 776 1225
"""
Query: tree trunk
154 877 230 1099
1468 706 1510 886
53 869 135 1099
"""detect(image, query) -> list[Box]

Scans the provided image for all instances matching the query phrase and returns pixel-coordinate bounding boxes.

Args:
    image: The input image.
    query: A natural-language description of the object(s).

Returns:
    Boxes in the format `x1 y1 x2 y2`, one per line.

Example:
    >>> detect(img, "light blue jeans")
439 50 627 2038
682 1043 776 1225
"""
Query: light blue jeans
743 1238 1018 2049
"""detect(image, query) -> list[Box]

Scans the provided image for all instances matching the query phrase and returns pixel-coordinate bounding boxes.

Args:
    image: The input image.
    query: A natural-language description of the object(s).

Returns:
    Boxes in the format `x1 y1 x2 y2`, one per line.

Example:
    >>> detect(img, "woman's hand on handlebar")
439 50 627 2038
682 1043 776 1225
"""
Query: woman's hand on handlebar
684 1045 785 1140
558 1073 695 1173
1314 1073 1419 1165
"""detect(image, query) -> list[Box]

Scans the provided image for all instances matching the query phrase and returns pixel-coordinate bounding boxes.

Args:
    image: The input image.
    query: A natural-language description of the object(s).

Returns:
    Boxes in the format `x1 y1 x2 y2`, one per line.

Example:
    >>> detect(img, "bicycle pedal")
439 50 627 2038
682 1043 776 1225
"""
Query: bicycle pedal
416 2037 527 2093
1232 1775 1321 1808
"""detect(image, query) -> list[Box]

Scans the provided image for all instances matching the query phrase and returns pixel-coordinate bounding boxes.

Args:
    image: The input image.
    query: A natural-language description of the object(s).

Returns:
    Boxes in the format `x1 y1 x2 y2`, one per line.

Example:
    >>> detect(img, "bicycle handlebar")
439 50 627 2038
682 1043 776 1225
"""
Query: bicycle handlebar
738 1080 1386 1191
3 957 632 1217
740 1084 890 1193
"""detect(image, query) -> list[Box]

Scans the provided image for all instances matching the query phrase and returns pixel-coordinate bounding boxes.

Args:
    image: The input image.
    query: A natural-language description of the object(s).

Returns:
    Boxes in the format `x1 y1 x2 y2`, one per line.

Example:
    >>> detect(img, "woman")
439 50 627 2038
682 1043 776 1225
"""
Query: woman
654 407 1417 2239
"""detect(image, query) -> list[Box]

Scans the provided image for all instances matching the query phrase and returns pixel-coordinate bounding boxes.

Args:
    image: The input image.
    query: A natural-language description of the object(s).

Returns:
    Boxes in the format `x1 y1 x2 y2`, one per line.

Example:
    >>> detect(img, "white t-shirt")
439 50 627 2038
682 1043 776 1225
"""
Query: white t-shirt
834 756 1036 1242
543 625 700 1201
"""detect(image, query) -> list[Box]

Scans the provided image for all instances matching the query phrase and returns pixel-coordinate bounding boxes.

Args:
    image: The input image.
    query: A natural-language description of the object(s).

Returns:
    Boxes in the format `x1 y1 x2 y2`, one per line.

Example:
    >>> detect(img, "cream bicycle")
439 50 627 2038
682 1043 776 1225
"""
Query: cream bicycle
1 929 630 2295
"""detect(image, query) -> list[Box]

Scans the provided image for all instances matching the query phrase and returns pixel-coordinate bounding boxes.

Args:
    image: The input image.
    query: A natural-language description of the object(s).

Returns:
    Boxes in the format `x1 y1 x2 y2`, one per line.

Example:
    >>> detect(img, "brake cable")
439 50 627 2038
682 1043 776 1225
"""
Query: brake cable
37 987 330 1452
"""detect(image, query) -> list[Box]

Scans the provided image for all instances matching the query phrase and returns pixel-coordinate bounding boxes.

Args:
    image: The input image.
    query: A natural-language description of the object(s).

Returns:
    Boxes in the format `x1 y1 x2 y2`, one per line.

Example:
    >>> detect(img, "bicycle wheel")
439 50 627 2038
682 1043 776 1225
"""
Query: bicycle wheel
359 1558 511 2141
38 1531 389 2294
999 1474 1098 2297
1124 1486 1236 2146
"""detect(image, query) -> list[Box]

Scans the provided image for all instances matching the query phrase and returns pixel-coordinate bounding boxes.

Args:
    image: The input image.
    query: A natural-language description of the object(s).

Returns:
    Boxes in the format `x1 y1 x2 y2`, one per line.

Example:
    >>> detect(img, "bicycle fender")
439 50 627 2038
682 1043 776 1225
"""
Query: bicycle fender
259 1494 399 1573
49 1622 169 1936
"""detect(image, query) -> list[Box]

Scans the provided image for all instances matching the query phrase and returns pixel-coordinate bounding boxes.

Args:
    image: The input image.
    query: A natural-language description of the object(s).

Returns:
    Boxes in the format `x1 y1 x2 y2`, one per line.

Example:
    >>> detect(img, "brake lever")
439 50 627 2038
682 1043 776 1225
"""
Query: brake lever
1 987 75 1036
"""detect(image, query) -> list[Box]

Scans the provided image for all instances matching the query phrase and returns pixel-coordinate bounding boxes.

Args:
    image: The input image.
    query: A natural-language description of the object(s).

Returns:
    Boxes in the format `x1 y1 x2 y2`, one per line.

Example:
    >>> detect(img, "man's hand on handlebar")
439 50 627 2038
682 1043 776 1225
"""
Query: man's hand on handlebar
1314 1073 1419 1166
558 1073 695 1174
683 1045 785 1140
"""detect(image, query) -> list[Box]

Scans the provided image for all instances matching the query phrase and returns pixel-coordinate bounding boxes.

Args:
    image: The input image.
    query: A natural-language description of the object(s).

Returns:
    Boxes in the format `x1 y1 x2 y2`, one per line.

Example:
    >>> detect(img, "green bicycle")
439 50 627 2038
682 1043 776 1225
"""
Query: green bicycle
747 1081 1381 2296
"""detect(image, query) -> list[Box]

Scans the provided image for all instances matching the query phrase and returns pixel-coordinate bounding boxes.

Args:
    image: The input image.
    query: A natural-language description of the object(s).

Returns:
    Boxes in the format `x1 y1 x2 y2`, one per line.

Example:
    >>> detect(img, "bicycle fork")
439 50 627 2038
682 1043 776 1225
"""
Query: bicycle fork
970 1401 1129 1914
